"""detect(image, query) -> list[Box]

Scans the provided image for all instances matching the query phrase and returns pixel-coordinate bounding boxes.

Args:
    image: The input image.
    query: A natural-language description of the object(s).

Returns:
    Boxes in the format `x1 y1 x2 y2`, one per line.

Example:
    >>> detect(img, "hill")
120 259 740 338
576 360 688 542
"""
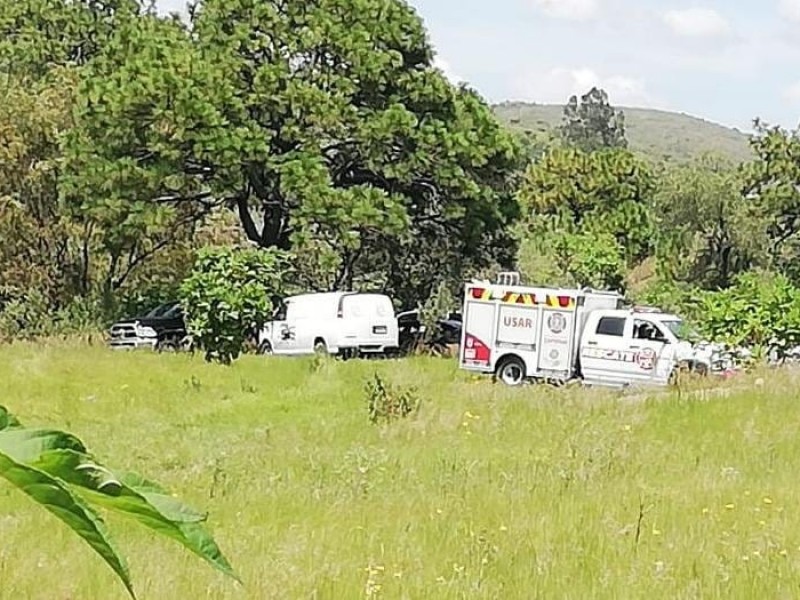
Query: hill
494 102 754 164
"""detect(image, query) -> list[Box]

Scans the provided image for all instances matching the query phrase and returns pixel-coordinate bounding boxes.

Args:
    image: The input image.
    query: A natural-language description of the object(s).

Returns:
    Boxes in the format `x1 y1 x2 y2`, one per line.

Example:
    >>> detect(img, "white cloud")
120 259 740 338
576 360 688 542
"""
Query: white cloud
514 67 658 107
530 0 600 21
779 0 800 22
662 8 731 38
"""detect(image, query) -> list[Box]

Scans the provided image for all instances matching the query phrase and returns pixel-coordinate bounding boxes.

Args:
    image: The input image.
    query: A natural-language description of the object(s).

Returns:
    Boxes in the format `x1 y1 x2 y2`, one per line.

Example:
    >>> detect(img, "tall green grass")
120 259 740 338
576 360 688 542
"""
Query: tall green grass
1 343 799 599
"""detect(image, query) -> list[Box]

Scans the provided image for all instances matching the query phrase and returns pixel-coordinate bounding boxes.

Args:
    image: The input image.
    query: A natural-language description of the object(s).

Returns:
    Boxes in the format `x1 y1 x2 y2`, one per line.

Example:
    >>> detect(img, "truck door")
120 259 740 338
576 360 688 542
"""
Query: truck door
578 315 635 385
629 319 676 384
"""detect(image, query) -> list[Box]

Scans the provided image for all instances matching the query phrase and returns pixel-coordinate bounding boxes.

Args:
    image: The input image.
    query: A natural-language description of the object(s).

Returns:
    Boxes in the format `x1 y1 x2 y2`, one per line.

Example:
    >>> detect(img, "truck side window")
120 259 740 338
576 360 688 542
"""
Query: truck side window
596 317 625 337
635 320 666 342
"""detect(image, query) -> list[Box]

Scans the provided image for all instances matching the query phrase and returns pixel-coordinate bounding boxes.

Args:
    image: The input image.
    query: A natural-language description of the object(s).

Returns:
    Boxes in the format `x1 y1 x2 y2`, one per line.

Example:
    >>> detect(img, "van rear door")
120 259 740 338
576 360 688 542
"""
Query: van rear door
339 294 398 351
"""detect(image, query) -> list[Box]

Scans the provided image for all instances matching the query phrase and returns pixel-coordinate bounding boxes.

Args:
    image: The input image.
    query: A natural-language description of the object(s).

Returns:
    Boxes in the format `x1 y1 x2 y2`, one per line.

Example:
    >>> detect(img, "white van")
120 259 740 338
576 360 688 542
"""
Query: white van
257 292 399 357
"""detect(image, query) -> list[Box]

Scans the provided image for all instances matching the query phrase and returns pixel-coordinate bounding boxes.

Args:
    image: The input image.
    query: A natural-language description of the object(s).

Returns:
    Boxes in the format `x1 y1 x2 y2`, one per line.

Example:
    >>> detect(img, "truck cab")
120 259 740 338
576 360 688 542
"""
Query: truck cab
578 309 694 386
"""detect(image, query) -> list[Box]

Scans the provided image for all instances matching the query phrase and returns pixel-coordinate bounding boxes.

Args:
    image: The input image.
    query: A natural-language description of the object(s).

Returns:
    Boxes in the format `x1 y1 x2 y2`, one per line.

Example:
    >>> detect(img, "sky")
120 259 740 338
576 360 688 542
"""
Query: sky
157 0 800 131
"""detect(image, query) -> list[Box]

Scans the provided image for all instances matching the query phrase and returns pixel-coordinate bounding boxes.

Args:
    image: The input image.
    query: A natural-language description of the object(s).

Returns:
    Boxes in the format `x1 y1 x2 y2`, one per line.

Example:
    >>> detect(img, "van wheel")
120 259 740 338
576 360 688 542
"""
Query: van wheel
314 339 328 355
496 356 526 387
257 340 273 355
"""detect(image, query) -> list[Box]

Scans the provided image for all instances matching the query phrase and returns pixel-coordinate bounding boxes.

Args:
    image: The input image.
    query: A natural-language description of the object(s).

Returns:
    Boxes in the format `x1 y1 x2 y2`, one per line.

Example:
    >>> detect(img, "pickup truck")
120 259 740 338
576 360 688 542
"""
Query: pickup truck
108 302 188 351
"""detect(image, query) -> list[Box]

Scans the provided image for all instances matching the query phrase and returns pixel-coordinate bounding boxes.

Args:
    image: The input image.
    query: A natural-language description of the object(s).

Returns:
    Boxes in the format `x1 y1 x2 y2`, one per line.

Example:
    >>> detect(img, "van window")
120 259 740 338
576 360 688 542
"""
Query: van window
596 317 626 337
341 295 393 319
274 302 288 321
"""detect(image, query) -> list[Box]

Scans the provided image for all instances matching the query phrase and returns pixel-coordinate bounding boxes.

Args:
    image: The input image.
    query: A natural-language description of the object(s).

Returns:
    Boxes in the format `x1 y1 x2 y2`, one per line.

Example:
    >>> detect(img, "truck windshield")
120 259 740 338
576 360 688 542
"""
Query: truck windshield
143 303 177 318
662 319 696 341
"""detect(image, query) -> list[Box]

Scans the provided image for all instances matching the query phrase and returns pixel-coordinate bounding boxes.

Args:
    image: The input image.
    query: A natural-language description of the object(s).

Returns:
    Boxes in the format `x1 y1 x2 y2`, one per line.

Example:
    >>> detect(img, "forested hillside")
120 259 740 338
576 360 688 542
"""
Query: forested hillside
494 102 753 163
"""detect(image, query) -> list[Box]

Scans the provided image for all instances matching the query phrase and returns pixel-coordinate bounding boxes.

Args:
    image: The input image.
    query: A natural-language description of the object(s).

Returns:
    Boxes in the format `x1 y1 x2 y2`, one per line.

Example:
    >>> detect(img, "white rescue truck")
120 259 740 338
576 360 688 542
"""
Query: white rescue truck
459 273 710 387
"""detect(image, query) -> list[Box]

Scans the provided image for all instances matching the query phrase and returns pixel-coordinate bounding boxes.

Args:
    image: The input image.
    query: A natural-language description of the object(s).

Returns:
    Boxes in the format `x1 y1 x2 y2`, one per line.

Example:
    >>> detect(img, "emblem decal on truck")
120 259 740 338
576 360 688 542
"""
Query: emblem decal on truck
636 348 657 370
547 313 567 334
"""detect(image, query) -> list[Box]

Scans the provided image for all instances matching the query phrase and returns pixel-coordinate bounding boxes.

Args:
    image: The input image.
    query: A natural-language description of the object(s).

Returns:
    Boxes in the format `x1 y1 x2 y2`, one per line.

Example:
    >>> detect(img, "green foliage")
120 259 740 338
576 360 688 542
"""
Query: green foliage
420 281 457 336
517 224 625 290
64 0 523 309
699 272 800 357
517 147 655 266
745 121 800 280
629 279 701 319
179 246 289 364
560 87 627 152
654 154 759 289
0 405 238 599
365 373 421 425
0 289 107 341
0 0 139 75
556 231 625 289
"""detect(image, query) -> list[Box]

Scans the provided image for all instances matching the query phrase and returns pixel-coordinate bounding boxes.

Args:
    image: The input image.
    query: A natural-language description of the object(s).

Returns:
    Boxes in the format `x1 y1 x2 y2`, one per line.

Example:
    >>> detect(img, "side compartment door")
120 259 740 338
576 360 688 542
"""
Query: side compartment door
496 305 540 376
579 315 635 384
537 308 576 378
460 298 497 372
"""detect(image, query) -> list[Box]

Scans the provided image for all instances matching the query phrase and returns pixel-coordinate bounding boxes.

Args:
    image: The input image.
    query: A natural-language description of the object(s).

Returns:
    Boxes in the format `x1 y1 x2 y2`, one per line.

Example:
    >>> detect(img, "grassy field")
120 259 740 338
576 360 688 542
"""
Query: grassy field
2 343 800 599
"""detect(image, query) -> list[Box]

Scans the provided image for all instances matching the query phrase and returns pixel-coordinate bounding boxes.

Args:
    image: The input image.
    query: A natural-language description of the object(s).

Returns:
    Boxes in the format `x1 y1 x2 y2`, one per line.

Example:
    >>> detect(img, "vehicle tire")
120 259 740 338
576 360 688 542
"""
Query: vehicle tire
313 338 328 355
156 339 178 353
257 340 273 355
495 356 527 387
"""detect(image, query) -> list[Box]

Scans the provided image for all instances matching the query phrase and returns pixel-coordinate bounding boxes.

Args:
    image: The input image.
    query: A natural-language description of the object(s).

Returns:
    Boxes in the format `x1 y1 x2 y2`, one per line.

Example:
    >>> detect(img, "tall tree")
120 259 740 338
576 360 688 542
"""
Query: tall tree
653 154 759 290
745 119 800 281
0 0 140 75
517 146 653 263
64 0 523 305
560 87 627 152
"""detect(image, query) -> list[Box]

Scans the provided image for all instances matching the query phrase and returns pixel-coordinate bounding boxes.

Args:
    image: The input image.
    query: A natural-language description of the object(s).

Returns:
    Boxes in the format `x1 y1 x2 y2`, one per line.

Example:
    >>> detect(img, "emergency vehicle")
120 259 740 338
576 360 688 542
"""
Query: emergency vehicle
459 273 708 387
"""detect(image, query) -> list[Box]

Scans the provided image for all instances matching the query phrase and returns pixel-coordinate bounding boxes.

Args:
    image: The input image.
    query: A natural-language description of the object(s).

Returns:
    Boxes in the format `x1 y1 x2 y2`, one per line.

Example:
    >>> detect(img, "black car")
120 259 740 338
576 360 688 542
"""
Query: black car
108 301 188 351
397 310 462 355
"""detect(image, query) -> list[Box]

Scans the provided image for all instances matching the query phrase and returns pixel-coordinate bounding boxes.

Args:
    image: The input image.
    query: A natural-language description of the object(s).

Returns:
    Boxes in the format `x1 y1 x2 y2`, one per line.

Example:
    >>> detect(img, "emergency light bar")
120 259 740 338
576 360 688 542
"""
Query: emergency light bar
632 305 661 313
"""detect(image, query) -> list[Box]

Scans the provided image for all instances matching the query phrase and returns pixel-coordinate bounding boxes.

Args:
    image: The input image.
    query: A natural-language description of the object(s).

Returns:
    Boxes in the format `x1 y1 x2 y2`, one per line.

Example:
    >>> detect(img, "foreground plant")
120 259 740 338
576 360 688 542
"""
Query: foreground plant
0 405 239 598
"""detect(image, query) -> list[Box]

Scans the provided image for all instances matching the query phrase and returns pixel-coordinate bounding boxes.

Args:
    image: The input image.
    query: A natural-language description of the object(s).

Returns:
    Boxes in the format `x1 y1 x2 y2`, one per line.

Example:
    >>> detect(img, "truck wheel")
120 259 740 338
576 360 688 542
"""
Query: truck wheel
257 340 273 355
496 356 526 387
156 339 178 353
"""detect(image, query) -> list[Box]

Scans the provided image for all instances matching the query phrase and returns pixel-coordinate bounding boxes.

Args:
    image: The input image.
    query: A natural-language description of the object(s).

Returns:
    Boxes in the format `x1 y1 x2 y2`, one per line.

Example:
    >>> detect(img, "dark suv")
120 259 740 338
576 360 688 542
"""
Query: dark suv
108 302 187 351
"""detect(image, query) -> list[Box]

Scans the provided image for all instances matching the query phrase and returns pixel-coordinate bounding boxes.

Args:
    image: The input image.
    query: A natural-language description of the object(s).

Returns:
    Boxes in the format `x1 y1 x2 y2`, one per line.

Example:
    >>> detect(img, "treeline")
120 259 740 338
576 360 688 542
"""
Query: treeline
2 0 800 351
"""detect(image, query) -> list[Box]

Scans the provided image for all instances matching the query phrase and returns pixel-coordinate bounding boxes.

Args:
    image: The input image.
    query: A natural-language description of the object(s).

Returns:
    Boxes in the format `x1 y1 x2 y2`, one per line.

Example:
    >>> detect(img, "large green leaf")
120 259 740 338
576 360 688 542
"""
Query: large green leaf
0 427 87 460
31 450 240 582
0 450 135 599
0 425 239 583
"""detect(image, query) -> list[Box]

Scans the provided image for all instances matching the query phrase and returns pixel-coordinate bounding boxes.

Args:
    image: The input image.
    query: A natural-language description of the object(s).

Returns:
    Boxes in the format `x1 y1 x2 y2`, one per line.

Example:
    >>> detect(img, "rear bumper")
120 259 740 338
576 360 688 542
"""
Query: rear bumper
341 344 399 355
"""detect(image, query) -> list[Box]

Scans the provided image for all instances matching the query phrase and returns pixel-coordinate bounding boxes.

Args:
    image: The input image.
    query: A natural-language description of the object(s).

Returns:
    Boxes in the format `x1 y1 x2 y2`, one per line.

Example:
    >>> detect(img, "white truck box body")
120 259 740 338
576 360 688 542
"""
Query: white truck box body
459 282 622 381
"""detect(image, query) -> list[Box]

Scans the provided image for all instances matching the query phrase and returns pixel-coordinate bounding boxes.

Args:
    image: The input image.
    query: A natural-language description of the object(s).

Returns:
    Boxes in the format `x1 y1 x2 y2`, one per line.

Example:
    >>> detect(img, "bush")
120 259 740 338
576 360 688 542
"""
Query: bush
699 271 800 358
365 373 421 425
179 246 290 364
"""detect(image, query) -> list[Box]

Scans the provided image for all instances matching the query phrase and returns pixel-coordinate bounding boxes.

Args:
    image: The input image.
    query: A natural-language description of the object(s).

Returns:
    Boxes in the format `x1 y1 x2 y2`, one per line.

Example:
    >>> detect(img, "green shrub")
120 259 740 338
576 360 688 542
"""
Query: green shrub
699 271 800 358
180 246 290 364
365 373 421 425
